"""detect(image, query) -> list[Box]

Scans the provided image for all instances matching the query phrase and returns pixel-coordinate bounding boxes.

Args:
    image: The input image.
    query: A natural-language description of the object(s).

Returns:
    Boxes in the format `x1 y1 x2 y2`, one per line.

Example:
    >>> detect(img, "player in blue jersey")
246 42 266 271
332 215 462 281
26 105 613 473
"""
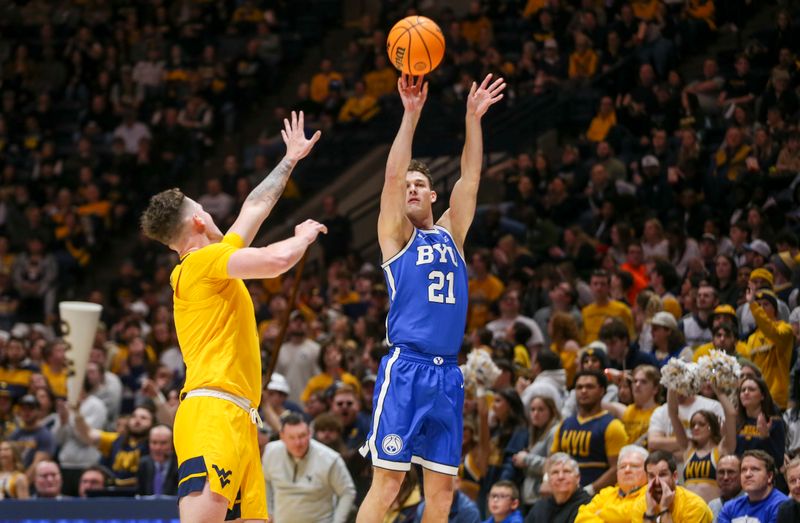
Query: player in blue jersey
356 73 506 523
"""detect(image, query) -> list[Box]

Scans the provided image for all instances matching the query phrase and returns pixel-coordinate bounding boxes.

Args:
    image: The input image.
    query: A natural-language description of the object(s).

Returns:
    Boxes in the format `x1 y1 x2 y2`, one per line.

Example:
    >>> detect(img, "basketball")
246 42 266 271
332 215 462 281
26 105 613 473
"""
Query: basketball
386 16 445 75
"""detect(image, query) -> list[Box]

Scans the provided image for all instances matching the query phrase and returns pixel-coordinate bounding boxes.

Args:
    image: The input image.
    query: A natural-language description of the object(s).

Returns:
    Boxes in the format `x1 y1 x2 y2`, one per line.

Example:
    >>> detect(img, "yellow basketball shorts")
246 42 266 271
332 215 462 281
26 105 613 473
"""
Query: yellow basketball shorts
174 396 267 520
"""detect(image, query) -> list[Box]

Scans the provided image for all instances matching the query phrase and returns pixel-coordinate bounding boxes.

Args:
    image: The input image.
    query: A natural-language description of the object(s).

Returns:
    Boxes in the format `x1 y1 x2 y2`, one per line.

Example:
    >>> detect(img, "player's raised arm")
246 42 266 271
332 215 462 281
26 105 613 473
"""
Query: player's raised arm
378 75 427 257
228 111 321 246
439 74 505 249
226 219 327 280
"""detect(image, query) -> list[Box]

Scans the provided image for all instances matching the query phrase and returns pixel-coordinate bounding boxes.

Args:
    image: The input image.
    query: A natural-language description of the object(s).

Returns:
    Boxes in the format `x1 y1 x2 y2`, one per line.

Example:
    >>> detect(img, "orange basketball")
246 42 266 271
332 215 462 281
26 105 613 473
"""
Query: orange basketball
386 16 445 75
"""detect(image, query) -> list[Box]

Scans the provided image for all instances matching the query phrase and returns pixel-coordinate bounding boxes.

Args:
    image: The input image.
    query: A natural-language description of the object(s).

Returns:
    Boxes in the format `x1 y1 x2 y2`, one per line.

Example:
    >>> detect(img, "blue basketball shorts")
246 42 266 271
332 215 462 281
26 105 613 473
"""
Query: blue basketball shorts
358 346 464 476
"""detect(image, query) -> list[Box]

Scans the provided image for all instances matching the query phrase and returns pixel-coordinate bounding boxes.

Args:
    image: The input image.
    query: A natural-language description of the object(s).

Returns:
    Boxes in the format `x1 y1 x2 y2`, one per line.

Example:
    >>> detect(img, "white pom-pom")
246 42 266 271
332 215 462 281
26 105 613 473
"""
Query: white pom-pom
461 349 502 393
696 350 741 394
660 358 700 395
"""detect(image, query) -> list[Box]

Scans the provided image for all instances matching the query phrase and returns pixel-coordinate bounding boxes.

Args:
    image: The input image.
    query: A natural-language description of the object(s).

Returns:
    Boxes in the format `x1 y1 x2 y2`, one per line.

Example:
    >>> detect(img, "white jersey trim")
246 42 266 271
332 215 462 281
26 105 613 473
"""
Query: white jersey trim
411 455 459 476
360 347 402 463
381 230 417 268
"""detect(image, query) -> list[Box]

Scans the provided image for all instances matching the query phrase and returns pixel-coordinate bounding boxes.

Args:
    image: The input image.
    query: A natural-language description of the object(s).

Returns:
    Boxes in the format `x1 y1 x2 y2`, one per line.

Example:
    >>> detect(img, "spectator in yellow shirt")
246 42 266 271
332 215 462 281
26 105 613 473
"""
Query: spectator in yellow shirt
363 55 397 100
632 450 713 523
569 33 599 81
461 1 493 45
338 81 379 124
467 250 505 332
41 340 68 398
574 444 649 523
740 288 793 409
586 97 617 143
310 58 344 103
301 340 361 403
582 269 635 344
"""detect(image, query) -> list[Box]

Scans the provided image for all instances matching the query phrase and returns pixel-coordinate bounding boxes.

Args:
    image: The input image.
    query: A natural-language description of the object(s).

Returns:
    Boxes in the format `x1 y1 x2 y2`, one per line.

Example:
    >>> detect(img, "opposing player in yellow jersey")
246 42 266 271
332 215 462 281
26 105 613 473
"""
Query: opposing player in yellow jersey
140 111 325 523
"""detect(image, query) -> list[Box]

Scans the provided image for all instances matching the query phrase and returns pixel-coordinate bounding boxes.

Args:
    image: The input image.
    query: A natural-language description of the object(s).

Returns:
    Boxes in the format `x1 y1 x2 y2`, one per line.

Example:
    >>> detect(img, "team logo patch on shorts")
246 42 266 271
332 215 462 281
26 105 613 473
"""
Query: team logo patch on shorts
382 434 403 455
433 357 444 365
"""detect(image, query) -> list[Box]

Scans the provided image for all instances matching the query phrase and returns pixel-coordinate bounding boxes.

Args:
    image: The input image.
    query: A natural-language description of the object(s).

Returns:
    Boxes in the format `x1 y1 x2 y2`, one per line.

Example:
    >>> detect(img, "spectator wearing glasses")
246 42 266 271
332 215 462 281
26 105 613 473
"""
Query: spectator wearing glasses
482 480 523 523
708 455 743 520
574 445 649 523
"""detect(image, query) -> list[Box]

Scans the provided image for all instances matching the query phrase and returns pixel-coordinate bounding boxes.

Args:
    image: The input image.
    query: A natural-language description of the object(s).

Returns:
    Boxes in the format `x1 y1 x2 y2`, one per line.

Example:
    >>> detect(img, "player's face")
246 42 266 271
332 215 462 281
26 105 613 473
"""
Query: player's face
405 171 435 218
188 198 223 242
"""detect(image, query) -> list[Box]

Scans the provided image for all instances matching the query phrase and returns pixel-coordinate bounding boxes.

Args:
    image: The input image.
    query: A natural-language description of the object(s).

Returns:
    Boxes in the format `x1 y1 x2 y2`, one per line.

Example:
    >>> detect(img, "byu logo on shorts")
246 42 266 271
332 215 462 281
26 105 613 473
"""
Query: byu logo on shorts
382 434 403 455
433 356 444 365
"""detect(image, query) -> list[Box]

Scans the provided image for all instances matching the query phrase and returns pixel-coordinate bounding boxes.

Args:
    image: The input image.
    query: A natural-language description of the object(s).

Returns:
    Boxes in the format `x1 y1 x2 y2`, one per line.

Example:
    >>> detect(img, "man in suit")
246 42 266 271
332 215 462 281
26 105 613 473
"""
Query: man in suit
137 425 177 496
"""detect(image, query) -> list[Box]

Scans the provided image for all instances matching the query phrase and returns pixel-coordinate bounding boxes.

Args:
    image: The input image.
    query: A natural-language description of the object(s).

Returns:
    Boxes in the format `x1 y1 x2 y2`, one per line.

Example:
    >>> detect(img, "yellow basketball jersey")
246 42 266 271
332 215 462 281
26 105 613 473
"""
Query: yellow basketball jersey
171 233 260 405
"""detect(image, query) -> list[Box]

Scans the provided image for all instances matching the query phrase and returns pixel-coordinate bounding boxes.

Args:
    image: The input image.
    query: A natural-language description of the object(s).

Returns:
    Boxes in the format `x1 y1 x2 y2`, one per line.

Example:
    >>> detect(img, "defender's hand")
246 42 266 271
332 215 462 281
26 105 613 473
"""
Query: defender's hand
467 73 506 118
282 111 321 162
295 219 328 244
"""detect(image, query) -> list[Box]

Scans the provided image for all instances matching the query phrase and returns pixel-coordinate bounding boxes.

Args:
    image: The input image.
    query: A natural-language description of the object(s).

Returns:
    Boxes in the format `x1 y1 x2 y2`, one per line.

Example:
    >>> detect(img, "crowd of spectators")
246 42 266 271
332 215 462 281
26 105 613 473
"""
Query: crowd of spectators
8 1 800 523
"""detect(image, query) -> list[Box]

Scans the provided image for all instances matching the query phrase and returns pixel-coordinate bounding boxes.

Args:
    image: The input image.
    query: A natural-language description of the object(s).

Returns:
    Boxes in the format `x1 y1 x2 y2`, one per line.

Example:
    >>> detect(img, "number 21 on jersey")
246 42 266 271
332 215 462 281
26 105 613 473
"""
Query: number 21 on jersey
428 271 455 304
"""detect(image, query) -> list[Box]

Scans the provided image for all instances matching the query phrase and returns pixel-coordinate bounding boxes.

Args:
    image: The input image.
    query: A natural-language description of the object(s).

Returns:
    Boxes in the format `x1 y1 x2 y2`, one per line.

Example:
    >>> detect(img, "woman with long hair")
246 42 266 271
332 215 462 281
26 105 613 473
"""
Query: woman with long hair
633 291 662 354
300 339 361 403
650 313 690 367
549 311 582 386
667 386 737 502
713 254 740 307
607 365 662 446
511 394 562 509
641 218 668 261
0 441 29 499
477 388 529 511
736 376 786 468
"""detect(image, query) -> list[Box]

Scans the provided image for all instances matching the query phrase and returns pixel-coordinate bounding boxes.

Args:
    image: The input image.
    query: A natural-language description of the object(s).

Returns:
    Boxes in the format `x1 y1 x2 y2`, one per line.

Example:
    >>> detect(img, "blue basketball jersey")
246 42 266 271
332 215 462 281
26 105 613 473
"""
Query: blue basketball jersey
382 226 468 357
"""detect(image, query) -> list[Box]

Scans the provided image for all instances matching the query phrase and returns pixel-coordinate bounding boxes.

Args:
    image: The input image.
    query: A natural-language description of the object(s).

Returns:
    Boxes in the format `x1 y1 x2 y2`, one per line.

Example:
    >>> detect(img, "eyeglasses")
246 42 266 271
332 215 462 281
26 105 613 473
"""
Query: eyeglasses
489 493 514 501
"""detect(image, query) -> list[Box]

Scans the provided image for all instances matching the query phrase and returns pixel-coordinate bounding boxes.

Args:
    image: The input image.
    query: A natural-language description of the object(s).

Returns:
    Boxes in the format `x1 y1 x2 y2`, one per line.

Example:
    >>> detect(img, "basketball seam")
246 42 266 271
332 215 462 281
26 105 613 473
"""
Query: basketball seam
417 23 445 49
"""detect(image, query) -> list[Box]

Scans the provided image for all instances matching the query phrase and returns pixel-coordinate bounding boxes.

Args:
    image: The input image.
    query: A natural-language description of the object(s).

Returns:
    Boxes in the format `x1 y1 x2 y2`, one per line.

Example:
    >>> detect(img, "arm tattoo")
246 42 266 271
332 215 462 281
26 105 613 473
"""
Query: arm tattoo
245 157 294 209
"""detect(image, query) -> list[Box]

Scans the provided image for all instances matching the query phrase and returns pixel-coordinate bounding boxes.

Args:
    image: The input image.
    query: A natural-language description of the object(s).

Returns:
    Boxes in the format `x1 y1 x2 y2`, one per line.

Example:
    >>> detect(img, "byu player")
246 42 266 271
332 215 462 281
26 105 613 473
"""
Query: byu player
357 74 505 522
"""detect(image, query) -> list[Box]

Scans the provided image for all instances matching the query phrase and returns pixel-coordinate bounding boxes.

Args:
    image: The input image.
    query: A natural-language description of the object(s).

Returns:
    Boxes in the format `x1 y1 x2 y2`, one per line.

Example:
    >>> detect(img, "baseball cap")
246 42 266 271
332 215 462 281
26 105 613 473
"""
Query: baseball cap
18 394 39 408
266 373 291 395
745 239 771 258
749 267 774 287
713 304 737 318
642 155 660 168
771 251 797 279
651 311 678 330
755 289 779 310
701 233 717 243
580 341 609 368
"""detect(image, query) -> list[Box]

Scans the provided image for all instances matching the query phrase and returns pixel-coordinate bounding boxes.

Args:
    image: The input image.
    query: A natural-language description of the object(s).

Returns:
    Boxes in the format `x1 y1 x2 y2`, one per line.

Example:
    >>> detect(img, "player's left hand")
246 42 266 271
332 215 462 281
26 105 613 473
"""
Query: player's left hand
467 73 506 118
282 111 321 162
